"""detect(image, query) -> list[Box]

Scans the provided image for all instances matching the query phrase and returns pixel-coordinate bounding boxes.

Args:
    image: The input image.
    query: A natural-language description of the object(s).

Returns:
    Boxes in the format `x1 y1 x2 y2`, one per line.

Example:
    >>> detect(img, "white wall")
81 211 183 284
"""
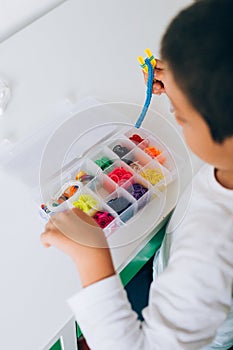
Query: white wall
0 0 66 42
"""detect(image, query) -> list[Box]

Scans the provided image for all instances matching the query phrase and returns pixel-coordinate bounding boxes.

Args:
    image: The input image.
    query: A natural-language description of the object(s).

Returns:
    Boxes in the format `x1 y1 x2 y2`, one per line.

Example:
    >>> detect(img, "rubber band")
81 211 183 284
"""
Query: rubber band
140 168 164 185
93 211 115 228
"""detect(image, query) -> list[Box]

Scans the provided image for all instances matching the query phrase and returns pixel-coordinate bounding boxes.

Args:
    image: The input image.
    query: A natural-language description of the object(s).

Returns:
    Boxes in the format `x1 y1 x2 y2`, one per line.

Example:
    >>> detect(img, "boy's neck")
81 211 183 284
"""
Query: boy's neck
215 168 233 190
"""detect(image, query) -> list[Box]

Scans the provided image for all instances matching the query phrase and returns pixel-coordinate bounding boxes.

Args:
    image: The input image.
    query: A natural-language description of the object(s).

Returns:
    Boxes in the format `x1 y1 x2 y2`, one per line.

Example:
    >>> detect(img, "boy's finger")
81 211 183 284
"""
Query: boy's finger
153 81 163 90
52 208 99 231
45 220 55 231
154 68 165 82
41 228 71 250
71 208 99 227
47 209 107 247
153 87 165 95
153 83 165 92
41 230 53 247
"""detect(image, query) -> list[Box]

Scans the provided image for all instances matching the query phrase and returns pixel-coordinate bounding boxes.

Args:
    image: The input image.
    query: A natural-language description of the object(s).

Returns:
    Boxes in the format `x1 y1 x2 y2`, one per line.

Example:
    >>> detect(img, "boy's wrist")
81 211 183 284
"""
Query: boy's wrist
72 246 115 288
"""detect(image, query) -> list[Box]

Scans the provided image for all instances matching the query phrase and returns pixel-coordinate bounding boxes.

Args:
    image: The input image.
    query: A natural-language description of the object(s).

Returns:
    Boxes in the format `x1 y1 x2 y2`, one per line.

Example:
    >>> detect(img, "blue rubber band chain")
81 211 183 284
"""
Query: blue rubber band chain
135 58 154 128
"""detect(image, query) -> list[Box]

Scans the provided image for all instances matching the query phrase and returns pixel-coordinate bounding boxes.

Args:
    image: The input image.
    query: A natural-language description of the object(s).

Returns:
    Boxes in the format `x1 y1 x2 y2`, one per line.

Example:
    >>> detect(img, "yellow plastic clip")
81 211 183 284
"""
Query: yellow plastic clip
137 56 148 73
144 48 156 68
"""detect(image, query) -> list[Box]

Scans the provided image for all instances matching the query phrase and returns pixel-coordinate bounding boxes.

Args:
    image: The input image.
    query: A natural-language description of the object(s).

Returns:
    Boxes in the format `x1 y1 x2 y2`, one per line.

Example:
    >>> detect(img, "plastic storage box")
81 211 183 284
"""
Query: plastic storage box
40 124 181 239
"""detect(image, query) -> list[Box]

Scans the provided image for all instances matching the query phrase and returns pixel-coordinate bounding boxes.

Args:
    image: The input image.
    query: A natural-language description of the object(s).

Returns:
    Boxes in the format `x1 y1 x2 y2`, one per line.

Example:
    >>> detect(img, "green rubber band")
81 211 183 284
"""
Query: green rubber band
149 55 155 62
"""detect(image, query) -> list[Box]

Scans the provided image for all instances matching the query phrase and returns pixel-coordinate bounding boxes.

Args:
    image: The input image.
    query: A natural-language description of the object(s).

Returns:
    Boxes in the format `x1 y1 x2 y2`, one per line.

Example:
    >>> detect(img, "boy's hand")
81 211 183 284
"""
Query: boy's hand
143 59 166 95
41 208 115 287
41 208 107 253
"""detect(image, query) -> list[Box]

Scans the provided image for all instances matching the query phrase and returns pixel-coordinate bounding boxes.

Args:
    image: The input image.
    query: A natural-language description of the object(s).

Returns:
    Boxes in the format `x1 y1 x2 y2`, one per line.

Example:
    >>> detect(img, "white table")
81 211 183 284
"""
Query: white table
0 1 199 349
0 168 81 350
0 98 199 350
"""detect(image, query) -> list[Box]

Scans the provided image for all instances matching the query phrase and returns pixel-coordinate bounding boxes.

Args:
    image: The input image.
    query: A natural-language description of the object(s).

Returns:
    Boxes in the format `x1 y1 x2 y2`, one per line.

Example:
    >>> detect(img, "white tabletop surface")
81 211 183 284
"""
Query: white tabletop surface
0 1 200 349
0 169 81 349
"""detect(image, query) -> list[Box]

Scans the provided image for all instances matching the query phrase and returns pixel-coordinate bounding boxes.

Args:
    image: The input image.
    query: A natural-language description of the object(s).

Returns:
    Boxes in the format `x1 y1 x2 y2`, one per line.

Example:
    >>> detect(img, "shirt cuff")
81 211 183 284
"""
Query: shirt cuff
67 274 126 323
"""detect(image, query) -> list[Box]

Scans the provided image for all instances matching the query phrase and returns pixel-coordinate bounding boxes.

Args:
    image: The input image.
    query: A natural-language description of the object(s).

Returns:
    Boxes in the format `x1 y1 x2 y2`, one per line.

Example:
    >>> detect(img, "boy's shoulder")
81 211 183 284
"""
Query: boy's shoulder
167 164 233 258
193 164 233 209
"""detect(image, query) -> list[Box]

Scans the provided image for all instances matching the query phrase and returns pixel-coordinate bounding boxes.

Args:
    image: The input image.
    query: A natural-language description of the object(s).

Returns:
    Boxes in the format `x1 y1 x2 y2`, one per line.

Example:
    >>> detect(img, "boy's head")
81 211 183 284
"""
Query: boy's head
160 0 233 171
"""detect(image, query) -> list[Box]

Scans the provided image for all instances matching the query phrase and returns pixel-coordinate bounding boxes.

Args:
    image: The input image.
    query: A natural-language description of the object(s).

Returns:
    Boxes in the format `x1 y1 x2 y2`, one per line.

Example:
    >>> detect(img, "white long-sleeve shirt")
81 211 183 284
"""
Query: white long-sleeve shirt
68 165 233 350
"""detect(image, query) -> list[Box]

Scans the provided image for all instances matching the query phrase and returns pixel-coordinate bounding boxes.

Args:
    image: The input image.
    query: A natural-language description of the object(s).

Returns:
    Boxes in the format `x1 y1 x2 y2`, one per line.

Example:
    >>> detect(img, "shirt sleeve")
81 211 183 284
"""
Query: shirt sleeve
67 253 232 350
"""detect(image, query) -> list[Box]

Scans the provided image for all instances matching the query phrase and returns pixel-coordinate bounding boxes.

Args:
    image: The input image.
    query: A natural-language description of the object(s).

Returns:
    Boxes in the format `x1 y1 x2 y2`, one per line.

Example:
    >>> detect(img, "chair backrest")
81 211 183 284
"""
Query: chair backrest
43 316 78 350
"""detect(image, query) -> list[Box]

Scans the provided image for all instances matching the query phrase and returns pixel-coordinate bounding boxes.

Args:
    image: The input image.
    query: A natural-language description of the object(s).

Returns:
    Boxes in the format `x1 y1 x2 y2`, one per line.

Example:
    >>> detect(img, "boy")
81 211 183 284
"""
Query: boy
41 0 233 349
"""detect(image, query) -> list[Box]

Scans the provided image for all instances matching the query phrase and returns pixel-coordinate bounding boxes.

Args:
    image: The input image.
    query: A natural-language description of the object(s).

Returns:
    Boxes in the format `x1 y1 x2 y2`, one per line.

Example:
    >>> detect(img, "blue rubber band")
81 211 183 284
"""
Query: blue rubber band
135 58 154 128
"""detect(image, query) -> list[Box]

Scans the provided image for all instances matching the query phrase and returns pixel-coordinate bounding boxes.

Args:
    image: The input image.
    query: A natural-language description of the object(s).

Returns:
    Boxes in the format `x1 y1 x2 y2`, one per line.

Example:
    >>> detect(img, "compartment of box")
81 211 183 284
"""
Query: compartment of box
104 159 134 185
107 138 136 159
139 160 172 187
91 210 117 229
121 147 151 171
70 187 103 215
87 173 118 199
69 158 100 185
124 127 151 145
105 187 137 223
70 186 125 235
155 150 176 174
41 180 83 214
138 136 165 160
103 216 125 237
120 174 153 211
40 158 101 214
90 146 117 170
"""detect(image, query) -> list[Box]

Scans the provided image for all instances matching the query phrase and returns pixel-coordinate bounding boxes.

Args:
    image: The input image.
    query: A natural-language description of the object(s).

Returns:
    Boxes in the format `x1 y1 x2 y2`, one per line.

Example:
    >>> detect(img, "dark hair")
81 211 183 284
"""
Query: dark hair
161 0 233 143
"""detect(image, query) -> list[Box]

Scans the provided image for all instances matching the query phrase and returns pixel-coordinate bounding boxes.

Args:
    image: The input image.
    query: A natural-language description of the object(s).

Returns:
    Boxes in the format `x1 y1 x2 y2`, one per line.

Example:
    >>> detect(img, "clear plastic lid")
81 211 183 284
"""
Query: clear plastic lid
38 102 190 248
